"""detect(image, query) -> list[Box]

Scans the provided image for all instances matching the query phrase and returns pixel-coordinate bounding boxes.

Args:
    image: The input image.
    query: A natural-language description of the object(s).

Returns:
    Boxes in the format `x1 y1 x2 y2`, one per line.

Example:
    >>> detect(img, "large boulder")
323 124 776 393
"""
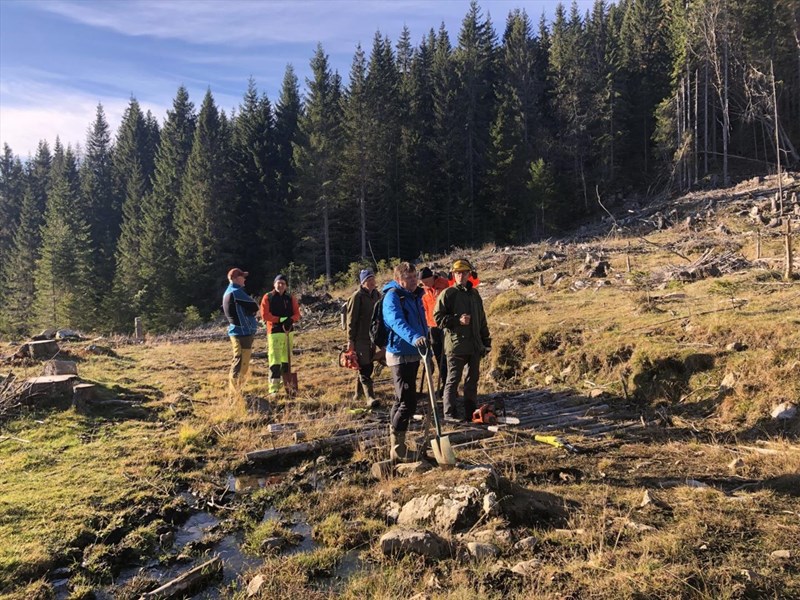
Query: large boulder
397 485 483 533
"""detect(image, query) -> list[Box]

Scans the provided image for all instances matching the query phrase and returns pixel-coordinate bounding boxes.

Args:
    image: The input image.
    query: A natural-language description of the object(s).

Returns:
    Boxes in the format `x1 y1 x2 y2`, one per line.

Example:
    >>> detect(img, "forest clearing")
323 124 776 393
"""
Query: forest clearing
1 174 799 599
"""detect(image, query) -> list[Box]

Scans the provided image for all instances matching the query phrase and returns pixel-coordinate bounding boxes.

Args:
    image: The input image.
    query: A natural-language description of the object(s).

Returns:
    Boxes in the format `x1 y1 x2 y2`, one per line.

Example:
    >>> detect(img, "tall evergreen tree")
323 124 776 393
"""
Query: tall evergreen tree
109 99 158 329
34 142 94 330
137 86 196 330
293 44 343 284
174 89 233 314
430 24 462 249
274 65 302 265
80 105 115 282
454 0 498 242
341 44 372 260
0 144 24 264
1 142 51 334
399 30 439 253
231 78 280 291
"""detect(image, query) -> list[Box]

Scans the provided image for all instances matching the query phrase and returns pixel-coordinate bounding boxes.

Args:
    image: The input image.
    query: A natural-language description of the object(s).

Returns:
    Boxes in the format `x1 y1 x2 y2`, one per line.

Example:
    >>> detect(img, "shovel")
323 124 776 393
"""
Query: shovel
419 344 456 468
282 332 298 396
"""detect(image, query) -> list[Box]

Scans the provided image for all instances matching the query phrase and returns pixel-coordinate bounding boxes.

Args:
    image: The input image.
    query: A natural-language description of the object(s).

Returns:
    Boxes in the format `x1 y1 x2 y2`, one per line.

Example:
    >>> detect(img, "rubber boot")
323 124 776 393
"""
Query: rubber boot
390 431 413 463
353 378 364 402
366 381 379 409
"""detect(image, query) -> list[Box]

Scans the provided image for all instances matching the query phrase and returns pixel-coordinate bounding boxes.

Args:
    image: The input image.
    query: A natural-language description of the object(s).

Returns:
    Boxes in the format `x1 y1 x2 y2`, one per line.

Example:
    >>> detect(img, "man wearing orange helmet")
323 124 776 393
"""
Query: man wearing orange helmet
434 259 491 422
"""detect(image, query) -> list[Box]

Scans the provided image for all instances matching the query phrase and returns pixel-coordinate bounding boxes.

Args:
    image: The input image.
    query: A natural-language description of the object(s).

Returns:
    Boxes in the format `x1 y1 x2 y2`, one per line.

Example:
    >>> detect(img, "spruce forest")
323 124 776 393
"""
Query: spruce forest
1 0 798 336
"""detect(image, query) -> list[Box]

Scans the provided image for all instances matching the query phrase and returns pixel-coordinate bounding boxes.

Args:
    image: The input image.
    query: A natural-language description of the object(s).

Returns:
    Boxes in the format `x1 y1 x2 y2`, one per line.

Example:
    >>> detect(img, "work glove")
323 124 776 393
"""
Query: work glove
279 316 293 332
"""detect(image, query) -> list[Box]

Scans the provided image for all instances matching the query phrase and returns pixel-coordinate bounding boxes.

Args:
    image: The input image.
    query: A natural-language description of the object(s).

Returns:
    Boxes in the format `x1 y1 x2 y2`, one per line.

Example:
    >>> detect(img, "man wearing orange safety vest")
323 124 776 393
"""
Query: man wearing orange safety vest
260 274 301 395
419 267 449 397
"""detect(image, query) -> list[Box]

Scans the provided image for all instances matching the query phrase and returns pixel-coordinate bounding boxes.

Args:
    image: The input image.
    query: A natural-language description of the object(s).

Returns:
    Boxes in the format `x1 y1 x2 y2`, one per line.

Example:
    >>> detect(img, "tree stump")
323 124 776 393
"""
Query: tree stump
72 383 96 413
24 340 60 360
22 375 78 409
44 360 78 376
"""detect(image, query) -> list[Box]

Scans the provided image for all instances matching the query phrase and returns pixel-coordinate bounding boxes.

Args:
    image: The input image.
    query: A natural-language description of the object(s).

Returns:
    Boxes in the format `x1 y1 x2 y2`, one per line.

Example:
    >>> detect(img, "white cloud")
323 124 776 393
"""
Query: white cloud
0 78 168 158
36 0 438 49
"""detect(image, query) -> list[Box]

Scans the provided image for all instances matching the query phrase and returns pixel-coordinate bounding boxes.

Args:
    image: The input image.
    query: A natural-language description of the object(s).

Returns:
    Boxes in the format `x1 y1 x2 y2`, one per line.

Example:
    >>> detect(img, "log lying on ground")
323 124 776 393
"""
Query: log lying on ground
246 426 385 464
140 556 222 599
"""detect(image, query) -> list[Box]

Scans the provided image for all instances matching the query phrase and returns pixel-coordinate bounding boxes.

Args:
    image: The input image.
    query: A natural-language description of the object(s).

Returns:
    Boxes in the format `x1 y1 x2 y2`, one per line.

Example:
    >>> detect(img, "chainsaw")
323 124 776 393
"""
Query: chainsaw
472 403 498 424
338 348 359 371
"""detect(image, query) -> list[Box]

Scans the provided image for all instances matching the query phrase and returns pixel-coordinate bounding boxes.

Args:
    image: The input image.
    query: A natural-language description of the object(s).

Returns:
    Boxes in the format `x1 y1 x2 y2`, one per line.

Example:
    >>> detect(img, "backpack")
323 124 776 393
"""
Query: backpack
369 288 404 348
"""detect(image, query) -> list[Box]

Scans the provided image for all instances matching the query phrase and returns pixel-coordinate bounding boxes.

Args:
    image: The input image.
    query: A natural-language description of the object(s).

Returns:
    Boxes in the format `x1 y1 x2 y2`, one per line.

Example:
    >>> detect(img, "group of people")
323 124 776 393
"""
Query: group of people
222 258 491 464
222 269 301 397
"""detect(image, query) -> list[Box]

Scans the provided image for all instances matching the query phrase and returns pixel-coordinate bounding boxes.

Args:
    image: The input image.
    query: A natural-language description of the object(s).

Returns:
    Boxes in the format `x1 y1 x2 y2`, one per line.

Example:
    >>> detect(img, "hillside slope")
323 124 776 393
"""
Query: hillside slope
1 175 798 599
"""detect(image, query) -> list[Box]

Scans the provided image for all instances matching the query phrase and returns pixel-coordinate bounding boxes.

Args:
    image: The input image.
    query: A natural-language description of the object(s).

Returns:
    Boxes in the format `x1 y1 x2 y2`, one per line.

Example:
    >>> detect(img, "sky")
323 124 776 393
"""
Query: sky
0 0 594 159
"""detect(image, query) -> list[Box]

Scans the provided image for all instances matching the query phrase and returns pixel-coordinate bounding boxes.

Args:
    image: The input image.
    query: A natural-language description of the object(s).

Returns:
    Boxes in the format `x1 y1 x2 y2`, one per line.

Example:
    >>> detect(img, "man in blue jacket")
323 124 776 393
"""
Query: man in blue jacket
382 262 428 462
222 268 259 396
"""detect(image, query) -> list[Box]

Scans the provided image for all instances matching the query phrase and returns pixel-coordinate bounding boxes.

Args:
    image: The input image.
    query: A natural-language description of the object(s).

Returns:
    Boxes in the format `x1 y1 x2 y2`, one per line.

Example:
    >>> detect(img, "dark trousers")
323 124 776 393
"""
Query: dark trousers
442 353 481 421
355 361 375 398
389 361 420 432
429 327 447 394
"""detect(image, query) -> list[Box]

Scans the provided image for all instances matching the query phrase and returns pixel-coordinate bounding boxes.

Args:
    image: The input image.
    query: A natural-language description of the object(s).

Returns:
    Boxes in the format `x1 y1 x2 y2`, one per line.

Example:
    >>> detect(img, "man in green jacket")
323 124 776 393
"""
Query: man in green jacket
434 259 491 422
346 269 381 408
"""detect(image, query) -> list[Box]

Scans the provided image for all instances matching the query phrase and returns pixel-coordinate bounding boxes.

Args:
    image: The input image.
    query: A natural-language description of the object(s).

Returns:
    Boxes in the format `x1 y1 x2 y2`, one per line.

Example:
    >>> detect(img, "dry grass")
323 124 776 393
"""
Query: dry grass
1 178 799 597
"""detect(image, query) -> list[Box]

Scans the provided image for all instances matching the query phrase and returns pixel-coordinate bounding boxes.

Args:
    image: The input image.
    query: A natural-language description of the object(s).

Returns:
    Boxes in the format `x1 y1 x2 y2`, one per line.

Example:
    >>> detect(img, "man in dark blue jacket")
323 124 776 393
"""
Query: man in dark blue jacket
382 262 428 462
222 268 259 396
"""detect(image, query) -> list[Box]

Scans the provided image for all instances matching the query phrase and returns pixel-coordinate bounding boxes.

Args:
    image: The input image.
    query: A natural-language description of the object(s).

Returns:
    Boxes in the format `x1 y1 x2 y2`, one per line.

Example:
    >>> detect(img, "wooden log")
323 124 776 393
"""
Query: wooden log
21 375 77 409
25 340 60 360
44 360 78 376
245 427 384 464
140 556 222 599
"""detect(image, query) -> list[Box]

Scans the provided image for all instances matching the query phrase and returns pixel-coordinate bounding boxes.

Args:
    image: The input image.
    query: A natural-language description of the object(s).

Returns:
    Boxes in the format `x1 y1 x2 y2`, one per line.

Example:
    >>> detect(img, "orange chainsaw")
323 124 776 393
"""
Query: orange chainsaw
472 403 498 424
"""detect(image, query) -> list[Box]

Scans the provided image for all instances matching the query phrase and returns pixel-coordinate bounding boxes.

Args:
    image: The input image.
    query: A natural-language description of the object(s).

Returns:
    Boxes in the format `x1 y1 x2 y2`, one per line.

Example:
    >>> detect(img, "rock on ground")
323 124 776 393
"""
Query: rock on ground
379 528 451 559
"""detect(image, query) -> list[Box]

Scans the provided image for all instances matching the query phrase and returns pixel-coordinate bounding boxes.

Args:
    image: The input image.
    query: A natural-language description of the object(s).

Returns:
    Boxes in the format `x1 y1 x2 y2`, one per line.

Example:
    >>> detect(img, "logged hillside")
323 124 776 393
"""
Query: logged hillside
1 176 798 599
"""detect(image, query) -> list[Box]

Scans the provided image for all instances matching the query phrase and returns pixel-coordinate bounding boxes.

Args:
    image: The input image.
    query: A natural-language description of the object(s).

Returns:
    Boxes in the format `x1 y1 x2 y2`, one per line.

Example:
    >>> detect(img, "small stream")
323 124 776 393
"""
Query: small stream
89 469 367 598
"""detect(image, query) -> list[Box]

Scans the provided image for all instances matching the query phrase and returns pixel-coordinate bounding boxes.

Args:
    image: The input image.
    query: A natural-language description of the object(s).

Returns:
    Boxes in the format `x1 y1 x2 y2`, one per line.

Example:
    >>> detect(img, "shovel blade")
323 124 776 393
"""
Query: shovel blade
282 372 298 396
431 435 456 468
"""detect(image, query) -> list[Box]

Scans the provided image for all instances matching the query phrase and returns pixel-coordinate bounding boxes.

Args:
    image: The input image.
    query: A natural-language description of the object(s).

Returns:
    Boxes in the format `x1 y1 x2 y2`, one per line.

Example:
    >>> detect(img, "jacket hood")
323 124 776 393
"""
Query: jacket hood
382 279 423 298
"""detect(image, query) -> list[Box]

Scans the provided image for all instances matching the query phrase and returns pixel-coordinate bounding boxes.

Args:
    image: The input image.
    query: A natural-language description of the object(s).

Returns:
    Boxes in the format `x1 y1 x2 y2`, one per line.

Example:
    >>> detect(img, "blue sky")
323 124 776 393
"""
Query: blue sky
0 0 593 158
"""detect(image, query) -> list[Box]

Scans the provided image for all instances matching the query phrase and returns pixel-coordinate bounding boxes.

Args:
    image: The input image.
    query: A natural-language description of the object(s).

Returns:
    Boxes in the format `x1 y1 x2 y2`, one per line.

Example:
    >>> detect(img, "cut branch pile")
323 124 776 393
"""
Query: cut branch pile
652 249 751 283
0 374 29 423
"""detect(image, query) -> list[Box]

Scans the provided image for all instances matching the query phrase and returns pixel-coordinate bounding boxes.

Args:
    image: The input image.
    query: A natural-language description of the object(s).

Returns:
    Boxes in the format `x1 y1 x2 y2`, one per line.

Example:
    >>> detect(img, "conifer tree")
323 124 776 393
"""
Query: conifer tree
231 78 279 292
80 105 115 282
34 142 94 330
174 89 233 315
137 86 196 330
341 44 372 260
293 44 343 284
1 142 51 334
274 65 302 264
0 144 24 264
430 24 462 249
454 0 498 242
400 30 439 252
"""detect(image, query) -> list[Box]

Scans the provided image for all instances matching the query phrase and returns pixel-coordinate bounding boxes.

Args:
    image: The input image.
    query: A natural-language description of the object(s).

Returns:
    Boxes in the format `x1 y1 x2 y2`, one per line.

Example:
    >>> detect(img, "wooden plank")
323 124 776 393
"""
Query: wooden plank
140 556 222 599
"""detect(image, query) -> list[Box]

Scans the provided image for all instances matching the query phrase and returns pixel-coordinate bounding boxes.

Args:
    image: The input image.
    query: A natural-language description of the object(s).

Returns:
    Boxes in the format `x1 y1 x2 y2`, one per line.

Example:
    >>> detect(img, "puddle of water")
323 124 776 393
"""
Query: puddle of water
173 511 220 547
285 512 317 555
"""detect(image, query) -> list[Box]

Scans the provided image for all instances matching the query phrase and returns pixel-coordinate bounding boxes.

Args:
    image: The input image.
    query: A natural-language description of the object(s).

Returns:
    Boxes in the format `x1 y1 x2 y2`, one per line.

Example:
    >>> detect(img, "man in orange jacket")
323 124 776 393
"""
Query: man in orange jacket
260 274 301 395
419 267 449 397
